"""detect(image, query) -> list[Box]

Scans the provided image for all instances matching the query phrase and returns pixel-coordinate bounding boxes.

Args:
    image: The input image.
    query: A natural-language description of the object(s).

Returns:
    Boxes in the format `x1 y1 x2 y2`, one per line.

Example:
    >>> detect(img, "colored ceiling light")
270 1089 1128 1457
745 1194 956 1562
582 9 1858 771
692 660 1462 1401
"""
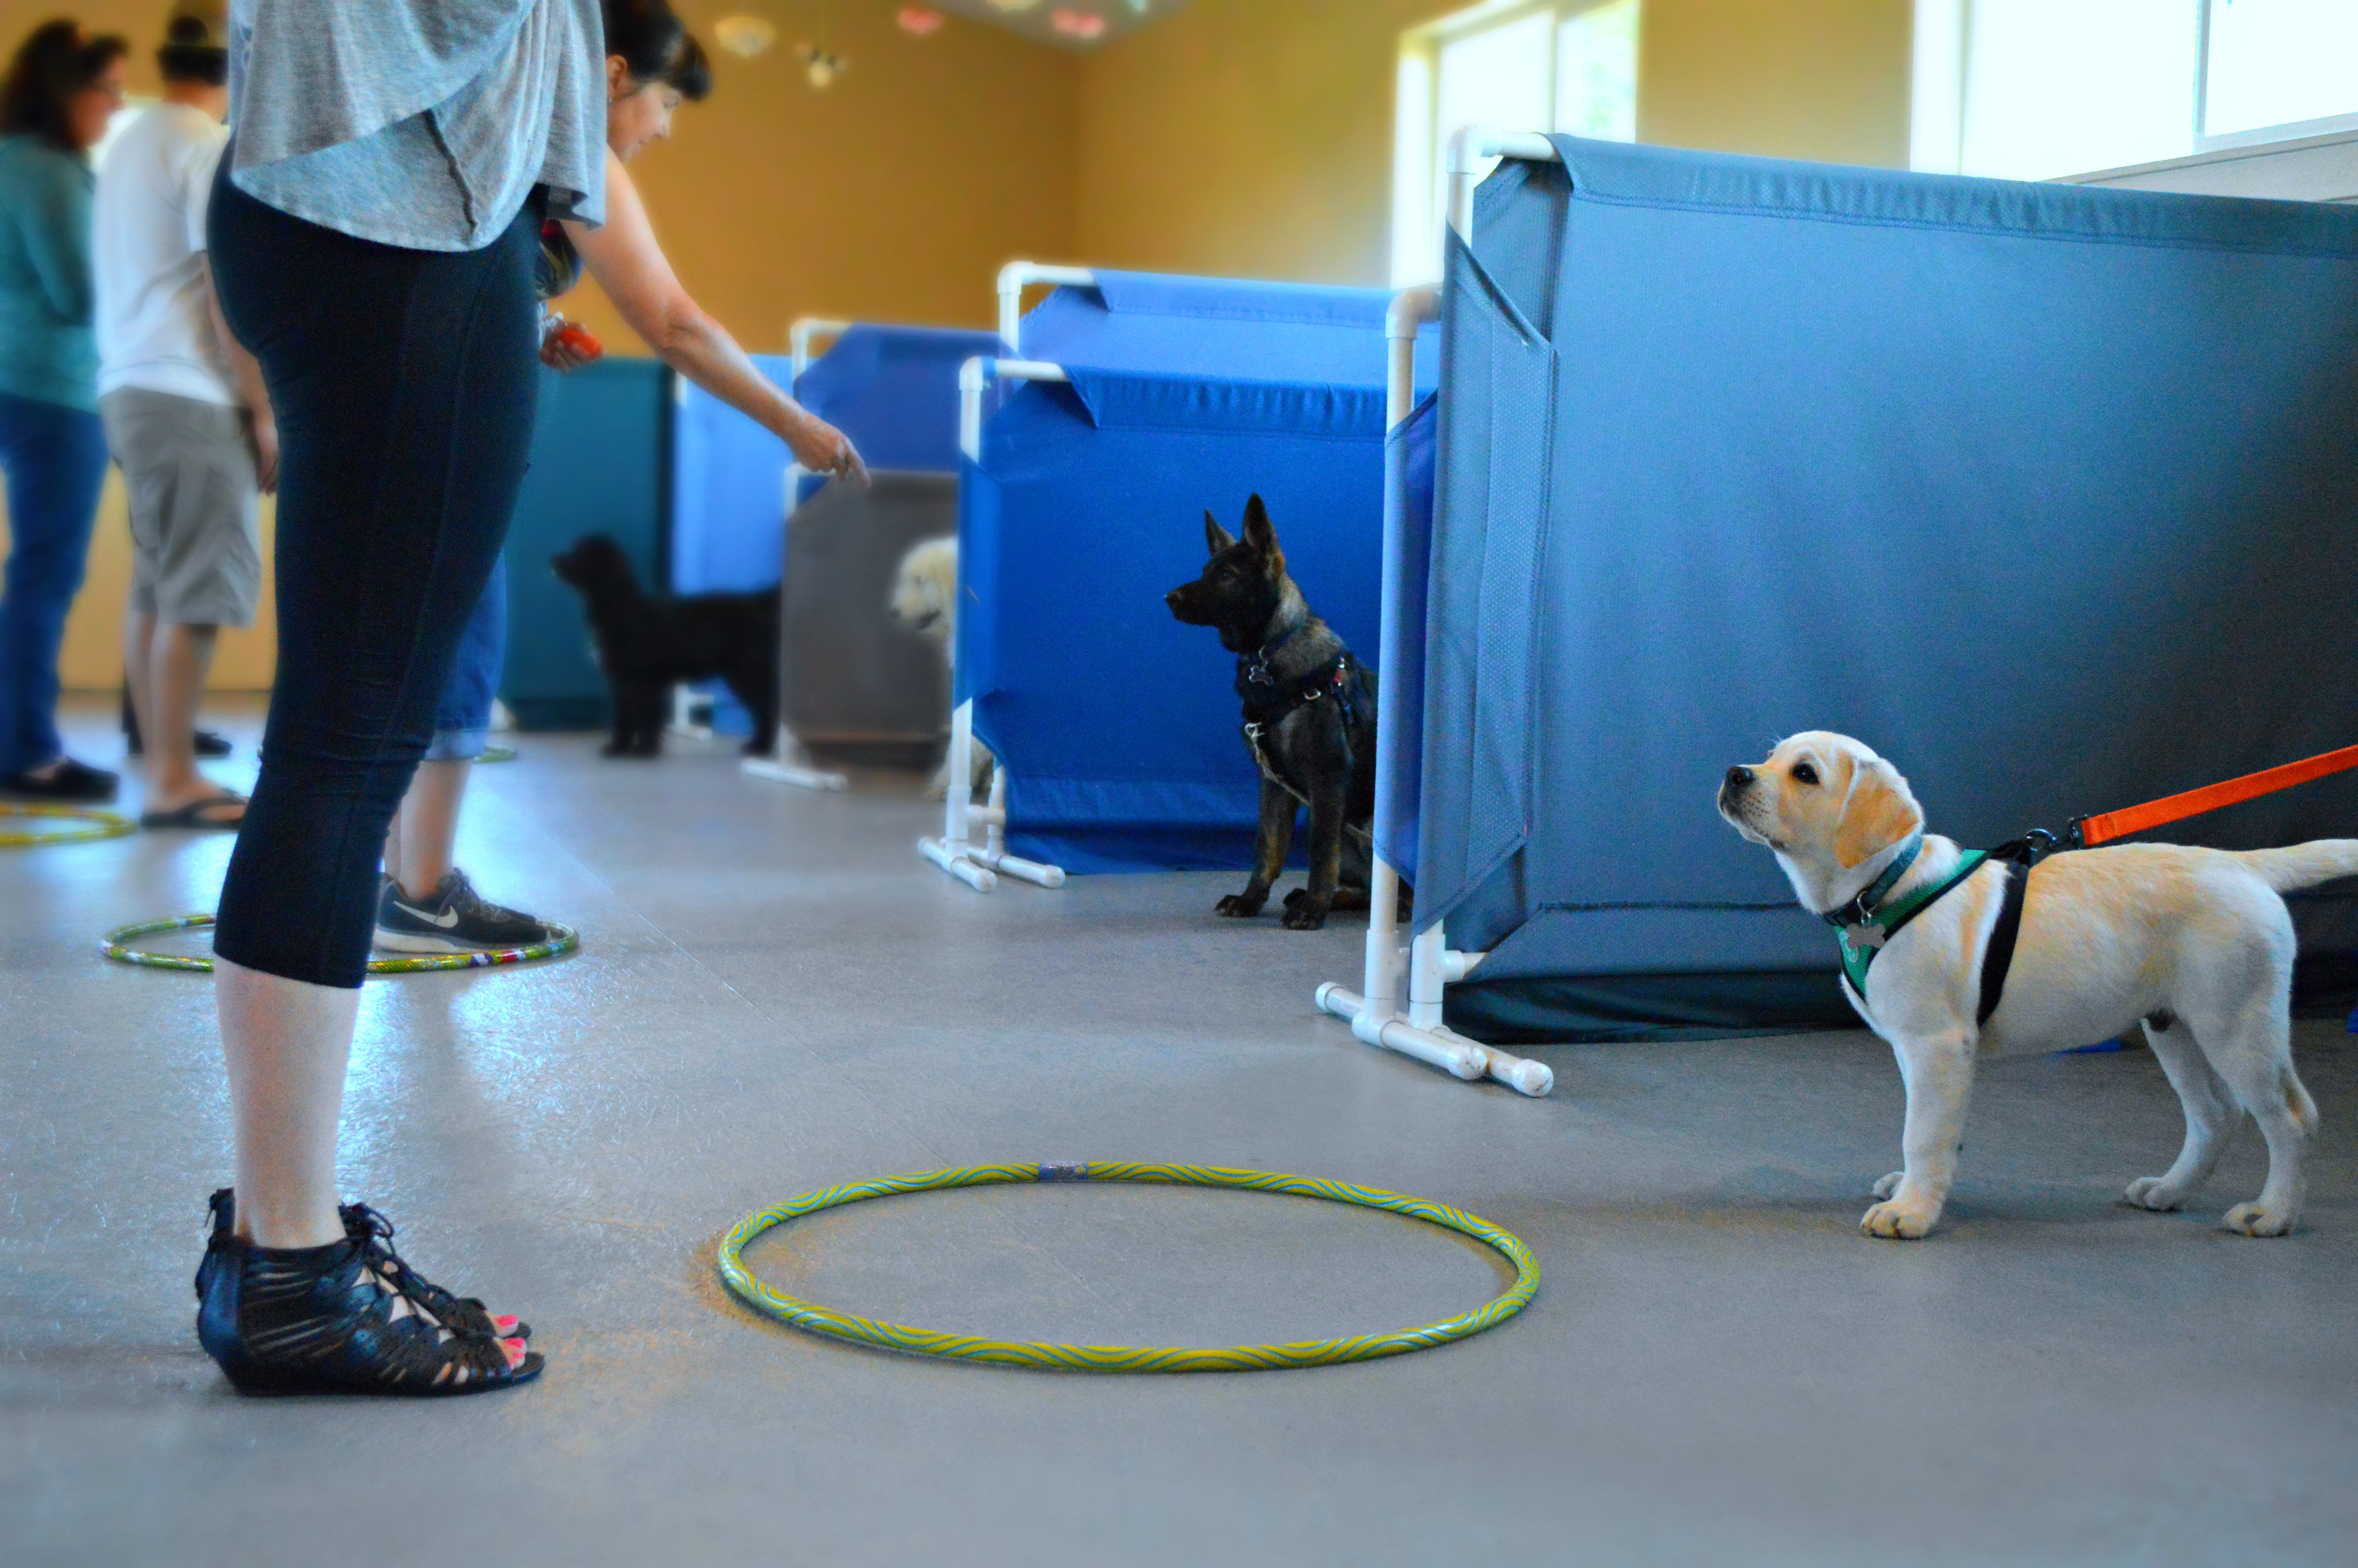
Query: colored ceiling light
797 43 847 87
1051 8 1107 38
712 14 777 58
898 5 946 34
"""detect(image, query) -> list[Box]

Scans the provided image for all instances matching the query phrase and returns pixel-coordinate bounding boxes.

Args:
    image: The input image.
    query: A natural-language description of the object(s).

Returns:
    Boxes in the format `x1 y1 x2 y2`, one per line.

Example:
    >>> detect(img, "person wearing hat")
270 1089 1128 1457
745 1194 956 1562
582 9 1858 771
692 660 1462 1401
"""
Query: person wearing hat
94 0 276 830
0 19 129 803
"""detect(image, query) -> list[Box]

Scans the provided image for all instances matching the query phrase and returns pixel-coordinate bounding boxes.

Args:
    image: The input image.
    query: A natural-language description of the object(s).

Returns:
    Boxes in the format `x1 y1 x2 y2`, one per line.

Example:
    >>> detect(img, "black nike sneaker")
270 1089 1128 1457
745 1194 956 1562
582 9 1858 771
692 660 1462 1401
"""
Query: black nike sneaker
374 870 556 953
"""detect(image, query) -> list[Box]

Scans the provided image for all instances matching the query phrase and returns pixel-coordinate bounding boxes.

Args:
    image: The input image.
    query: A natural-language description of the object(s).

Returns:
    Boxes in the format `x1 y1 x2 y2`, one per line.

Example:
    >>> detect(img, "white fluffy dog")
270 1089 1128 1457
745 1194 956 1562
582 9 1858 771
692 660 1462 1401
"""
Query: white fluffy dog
1719 731 2352 1240
890 538 993 800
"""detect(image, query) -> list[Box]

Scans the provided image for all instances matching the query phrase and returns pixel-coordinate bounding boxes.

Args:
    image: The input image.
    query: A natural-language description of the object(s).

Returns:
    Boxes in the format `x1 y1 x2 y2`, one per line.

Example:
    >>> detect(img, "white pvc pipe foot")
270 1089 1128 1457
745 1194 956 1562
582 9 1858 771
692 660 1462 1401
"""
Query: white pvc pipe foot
742 757 848 791
918 836 996 892
973 847 1064 888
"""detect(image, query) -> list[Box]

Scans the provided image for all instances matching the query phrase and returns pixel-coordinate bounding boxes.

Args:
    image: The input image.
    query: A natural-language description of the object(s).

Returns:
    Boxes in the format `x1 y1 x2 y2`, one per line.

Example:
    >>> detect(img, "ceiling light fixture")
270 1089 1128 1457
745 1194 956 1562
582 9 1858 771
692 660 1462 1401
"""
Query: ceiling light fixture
713 15 777 58
797 43 847 87
897 5 945 34
1050 8 1107 38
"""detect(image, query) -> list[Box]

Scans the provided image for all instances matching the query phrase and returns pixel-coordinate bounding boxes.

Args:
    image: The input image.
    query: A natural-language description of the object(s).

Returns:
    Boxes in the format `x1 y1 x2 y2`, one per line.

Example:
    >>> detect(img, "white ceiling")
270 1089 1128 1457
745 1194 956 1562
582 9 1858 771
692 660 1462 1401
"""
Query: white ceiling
923 0 1190 51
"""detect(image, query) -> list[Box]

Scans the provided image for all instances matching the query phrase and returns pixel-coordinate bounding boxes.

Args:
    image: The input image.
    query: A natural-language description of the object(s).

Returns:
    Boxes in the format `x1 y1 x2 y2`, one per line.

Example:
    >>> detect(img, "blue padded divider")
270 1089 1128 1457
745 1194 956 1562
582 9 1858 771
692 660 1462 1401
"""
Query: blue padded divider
669 352 791 595
959 376 1386 874
793 323 1002 473
1020 272 1438 388
1408 135 2358 1039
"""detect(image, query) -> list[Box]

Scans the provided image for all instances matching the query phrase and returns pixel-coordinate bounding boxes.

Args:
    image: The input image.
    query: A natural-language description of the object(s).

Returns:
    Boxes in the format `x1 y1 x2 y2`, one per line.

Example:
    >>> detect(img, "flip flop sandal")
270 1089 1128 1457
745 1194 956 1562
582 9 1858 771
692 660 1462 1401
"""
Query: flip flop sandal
138 793 246 830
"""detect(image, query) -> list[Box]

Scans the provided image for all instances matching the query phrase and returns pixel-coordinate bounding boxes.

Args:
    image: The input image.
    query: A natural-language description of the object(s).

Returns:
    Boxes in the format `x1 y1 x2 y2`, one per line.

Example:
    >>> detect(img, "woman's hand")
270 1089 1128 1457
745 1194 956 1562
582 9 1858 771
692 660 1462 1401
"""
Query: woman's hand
539 316 605 373
565 153 870 487
788 413 869 488
247 411 280 496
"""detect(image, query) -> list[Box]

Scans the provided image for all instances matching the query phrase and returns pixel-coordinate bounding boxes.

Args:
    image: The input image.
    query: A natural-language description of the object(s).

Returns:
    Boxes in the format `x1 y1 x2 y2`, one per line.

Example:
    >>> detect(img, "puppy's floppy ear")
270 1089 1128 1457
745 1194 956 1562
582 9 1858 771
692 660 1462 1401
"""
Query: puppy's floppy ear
1831 756 1924 870
1204 509 1237 556
1241 493 1278 554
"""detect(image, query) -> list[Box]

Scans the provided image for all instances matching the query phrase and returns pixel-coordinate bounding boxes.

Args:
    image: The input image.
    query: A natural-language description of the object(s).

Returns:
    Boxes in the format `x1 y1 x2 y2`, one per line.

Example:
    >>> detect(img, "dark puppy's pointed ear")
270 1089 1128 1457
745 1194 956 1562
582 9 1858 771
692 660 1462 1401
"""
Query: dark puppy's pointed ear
1204 509 1237 556
1242 493 1277 553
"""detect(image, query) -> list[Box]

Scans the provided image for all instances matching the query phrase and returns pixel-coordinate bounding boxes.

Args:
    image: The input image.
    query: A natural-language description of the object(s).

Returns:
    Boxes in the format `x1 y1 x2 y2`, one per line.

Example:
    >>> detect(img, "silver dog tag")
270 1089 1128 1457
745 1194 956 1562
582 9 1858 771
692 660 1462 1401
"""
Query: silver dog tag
1844 923 1887 952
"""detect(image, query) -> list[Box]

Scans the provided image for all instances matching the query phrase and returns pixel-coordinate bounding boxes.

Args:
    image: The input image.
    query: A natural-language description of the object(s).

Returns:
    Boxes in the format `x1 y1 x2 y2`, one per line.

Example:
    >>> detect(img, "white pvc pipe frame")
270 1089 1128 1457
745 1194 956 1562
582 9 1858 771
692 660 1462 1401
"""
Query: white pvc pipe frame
915 262 1096 891
1312 128 1560 1098
741 316 858 791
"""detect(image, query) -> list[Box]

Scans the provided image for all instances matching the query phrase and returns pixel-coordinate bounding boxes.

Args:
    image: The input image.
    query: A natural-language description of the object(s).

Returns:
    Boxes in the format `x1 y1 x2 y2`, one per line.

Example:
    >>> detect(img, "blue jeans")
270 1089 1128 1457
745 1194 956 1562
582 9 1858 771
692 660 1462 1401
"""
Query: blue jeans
0 392 110 774
426 557 506 761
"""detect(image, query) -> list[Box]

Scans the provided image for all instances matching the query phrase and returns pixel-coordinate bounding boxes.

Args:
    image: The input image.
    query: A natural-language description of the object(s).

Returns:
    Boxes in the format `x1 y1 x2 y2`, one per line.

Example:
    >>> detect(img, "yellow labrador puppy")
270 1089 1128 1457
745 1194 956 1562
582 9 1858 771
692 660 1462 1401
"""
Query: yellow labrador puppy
1718 731 2352 1240
890 538 994 801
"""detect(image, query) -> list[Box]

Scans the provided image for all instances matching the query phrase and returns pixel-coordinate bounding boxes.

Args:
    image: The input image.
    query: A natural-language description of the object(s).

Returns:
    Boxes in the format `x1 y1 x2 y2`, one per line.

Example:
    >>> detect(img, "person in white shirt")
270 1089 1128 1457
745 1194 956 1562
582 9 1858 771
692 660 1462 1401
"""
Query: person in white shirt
93 0 275 830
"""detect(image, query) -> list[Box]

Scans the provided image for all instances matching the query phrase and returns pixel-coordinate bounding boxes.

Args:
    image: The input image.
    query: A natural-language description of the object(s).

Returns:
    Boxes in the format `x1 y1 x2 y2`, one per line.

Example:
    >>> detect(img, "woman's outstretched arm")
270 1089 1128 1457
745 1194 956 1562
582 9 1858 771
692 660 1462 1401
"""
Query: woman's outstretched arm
563 148 866 484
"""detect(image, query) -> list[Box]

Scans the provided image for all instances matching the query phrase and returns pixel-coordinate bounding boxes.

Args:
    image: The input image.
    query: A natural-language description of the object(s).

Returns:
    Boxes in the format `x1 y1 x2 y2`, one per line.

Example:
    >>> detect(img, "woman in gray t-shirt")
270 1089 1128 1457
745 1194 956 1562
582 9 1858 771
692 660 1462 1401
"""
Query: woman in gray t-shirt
194 0 610 1398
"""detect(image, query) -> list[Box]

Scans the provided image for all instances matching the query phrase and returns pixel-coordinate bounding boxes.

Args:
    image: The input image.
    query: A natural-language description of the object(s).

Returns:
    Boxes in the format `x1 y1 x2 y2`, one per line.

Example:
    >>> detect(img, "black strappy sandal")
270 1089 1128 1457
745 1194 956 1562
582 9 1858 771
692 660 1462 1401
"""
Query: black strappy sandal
197 1189 530 1343
196 1201 542 1397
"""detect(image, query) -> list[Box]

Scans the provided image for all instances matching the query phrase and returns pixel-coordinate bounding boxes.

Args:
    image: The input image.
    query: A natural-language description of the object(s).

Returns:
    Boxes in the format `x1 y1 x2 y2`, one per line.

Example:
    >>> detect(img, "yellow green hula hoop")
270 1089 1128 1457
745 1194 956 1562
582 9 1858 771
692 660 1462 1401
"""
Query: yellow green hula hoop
0 803 135 847
477 745 518 764
719 1161 1540 1372
99 913 579 975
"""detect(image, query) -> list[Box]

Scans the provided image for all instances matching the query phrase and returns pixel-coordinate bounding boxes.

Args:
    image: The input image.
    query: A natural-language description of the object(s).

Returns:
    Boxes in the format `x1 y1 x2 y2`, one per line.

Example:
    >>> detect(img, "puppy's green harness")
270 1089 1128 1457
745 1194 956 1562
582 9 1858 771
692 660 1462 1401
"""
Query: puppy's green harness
1825 831 2045 1023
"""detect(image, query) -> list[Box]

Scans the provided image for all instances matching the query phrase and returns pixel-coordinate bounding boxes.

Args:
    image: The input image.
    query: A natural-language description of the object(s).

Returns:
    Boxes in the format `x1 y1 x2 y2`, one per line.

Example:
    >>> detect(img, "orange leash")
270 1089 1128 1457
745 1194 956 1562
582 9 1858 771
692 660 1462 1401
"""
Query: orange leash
2076 744 2358 847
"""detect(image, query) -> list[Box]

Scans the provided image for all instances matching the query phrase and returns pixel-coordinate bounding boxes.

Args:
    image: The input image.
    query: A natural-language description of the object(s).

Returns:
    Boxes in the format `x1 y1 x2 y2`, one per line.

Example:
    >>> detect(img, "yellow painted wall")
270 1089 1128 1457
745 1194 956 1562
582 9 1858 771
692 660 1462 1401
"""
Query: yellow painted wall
0 0 1078 689
1074 0 1913 286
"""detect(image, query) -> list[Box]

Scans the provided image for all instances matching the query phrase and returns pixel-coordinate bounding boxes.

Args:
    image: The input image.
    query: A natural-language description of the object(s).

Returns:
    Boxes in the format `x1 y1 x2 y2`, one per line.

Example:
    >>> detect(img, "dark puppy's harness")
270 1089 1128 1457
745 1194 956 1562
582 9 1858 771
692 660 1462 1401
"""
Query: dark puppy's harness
1236 628 1369 843
1828 831 2060 1025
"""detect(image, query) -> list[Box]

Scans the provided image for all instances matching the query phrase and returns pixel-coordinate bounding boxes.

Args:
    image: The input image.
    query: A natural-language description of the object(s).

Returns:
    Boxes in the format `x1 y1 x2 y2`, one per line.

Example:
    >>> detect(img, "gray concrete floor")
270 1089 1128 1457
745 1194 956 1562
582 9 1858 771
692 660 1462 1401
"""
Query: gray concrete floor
4 698 2356 1566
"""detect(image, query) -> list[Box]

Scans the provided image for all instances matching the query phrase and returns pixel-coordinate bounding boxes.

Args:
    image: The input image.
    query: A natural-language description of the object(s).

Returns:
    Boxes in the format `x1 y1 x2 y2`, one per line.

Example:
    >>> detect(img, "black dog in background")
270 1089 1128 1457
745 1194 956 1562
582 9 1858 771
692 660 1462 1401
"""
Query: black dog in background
1165 494 1385 930
550 534 777 758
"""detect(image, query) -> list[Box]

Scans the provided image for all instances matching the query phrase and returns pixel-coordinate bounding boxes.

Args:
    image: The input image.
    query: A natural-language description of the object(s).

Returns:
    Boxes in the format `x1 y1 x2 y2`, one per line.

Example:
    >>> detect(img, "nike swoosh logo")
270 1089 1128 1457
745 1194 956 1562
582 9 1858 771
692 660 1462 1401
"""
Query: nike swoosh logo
397 903 461 928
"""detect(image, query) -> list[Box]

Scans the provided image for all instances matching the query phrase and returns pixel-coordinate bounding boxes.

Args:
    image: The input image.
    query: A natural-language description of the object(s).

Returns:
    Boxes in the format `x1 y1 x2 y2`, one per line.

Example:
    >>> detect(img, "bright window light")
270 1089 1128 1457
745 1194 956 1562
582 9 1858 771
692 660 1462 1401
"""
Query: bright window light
1395 2 1643 286
2203 0 2358 138
1915 0 2358 182
1960 0 2197 181
1557 0 1637 143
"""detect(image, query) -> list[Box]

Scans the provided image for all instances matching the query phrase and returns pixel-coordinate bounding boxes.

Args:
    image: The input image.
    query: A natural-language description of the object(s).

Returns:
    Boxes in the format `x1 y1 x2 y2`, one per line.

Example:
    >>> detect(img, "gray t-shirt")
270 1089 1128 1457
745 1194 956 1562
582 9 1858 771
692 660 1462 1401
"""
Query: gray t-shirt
227 0 604 252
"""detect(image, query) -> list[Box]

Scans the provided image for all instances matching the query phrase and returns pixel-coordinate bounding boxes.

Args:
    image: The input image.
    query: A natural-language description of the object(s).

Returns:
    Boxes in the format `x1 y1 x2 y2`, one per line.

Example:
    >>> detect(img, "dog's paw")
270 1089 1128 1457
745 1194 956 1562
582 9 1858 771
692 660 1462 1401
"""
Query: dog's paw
1215 893 1266 919
2221 1201 2297 1237
1282 902 1330 931
1859 1196 1940 1240
2124 1176 2191 1212
1871 1171 1903 1200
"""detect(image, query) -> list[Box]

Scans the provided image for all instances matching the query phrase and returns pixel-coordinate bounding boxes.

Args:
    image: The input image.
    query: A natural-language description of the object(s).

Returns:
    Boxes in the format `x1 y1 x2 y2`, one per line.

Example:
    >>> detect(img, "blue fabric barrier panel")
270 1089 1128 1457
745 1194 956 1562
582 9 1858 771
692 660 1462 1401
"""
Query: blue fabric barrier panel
957 270 1441 873
672 328 997 595
1021 271 1438 387
960 376 1386 874
670 352 791 595
1374 392 1436 886
1415 136 2358 1041
794 323 1001 473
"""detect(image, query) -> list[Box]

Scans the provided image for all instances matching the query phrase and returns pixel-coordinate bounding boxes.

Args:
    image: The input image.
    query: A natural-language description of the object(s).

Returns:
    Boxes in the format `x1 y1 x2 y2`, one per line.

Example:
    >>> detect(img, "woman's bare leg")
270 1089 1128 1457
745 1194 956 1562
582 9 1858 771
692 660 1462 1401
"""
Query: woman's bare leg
383 758 471 900
214 956 355 1249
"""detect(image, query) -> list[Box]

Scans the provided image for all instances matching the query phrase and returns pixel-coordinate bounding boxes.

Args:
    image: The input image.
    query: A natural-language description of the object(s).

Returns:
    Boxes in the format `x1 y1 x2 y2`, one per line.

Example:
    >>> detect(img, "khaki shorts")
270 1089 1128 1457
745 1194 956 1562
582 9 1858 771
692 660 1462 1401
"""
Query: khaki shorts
100 387 262 628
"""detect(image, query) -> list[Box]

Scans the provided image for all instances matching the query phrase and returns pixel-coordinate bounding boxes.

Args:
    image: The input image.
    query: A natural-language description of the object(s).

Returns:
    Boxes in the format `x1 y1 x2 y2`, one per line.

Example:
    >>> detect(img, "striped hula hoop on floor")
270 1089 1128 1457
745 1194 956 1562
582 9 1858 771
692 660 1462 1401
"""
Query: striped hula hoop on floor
0 804 135 847
99 913 579 974
718 1161 1540 1372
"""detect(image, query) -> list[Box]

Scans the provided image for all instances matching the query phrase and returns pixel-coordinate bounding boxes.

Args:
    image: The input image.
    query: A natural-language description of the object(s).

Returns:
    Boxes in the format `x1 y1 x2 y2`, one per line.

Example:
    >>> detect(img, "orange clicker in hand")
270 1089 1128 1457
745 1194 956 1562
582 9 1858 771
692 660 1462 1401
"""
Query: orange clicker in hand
552 323 605 361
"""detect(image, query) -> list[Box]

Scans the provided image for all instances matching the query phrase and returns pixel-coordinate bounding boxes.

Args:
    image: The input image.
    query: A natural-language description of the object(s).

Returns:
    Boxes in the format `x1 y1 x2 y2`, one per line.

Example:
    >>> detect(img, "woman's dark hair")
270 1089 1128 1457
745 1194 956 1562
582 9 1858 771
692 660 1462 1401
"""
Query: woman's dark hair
2 19 128 147
604 0 711 102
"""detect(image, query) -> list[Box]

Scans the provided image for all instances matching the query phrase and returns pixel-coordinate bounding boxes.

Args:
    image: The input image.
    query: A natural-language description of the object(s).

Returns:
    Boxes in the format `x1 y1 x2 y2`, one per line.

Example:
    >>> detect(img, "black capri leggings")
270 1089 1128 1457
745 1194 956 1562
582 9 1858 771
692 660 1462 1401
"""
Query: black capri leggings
207 166 540 988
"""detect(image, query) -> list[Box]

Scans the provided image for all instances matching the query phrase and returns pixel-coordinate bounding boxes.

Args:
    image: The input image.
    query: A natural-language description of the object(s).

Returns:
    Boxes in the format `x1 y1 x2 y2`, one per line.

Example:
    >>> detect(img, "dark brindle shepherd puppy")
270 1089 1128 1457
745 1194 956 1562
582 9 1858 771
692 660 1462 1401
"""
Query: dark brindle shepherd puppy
1165 494 1385 930
550 533 778 759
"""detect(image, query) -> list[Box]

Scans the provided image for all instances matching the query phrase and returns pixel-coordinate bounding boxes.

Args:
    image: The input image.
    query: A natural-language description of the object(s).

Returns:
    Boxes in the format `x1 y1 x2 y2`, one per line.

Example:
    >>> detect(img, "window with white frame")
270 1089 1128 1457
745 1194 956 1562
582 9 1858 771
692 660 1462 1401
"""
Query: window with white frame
1392 0 1639 286
1913 0 2358 183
